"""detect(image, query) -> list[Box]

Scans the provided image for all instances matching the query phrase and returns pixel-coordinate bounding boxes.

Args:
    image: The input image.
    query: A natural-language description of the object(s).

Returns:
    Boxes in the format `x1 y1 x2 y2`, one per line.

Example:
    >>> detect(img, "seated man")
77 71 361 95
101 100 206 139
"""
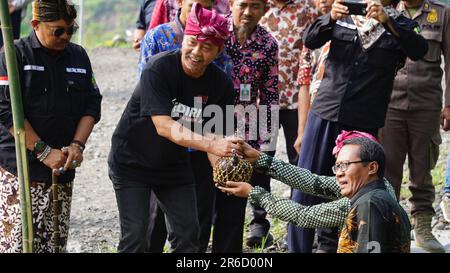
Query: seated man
217 137 411 253
213 131 394 229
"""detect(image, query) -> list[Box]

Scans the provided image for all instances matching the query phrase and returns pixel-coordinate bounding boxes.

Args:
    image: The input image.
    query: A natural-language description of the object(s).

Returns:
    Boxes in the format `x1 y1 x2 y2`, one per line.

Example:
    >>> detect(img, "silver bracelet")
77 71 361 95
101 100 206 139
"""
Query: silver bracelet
37 145 51 162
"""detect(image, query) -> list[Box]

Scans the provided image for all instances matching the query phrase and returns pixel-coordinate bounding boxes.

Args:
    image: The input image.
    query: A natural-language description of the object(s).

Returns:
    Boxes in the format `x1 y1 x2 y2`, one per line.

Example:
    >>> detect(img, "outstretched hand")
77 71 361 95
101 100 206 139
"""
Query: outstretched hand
208 136 245 157
241 142 261 164
216 181 253 198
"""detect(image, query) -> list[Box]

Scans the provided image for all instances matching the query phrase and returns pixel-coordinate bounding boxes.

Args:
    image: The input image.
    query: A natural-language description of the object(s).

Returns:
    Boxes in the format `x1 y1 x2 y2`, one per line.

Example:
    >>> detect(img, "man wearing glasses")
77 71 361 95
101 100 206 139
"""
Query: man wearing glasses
216 136 411 253
0 0 102 252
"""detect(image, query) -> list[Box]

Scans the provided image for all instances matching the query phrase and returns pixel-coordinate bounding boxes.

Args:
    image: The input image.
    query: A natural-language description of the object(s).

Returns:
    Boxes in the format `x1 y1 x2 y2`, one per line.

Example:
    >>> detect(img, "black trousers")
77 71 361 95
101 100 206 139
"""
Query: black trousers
279 109 300 166
143 151 216 252
110 170 200 253
249 109 299 233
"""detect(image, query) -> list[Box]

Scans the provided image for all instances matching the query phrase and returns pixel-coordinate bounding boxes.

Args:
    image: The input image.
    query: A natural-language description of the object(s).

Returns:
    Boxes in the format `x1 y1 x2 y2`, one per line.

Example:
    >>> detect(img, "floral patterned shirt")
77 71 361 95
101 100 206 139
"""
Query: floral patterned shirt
297 42 330 102
225 25 279 149
259 0 318 110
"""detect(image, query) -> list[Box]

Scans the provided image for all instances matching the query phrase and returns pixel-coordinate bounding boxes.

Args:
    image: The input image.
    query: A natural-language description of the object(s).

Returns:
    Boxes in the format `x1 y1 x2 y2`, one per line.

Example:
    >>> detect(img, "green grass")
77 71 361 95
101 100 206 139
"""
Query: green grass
97 242 117 253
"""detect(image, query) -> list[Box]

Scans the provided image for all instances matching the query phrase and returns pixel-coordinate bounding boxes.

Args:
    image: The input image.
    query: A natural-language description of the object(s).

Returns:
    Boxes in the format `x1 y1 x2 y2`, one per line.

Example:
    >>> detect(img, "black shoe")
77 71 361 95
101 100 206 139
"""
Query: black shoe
246 231 274 248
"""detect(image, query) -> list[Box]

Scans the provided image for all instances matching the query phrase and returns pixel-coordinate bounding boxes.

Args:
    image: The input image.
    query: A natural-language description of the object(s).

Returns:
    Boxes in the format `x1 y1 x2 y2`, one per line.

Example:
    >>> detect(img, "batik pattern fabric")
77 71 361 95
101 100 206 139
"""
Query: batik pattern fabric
297 42 330 101
337 180 411 253
351 7 402 50
259 0 317 110
249 153 397 230
225 25 279 149
138 21 182 78
0 167 73 253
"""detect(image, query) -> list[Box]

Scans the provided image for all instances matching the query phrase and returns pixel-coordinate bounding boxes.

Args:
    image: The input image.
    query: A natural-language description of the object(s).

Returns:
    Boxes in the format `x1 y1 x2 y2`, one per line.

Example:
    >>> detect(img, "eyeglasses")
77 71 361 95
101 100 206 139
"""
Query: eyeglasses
48 23 79 37
332 160 368 174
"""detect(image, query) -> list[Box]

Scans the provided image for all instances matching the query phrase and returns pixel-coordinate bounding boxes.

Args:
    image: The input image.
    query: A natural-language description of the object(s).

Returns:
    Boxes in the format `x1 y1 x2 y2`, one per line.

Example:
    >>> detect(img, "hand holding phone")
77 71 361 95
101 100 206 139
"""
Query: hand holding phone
365 0 390 24
342 0 368 16
330 0 350 21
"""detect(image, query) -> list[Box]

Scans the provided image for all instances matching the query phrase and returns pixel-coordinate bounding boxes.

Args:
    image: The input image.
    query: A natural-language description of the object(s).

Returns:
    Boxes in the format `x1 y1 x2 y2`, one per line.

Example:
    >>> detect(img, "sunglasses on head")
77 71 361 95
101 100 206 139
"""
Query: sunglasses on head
49 23 79 37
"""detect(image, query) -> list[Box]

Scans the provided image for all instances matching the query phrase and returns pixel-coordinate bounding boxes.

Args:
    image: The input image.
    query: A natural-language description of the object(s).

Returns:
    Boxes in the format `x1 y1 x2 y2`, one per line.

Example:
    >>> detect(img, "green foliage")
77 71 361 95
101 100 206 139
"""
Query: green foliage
20 0 139 48
82 0 138 48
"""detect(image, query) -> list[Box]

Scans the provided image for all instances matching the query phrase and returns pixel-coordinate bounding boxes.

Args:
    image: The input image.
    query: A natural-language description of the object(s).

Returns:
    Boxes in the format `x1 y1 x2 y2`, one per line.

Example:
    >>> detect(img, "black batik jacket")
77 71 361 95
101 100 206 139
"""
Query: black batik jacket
337 180 411 253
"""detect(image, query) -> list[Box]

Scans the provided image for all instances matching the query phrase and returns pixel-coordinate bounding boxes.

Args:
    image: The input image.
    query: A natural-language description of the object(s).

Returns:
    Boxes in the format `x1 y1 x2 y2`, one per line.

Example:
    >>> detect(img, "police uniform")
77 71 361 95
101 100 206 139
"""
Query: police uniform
0 30 102 252
381 0 450 215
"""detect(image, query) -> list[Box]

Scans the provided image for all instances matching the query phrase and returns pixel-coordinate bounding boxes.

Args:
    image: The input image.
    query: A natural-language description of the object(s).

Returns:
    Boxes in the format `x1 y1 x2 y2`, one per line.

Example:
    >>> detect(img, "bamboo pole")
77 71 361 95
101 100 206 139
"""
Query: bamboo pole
78 0 83 46
0 0 34 253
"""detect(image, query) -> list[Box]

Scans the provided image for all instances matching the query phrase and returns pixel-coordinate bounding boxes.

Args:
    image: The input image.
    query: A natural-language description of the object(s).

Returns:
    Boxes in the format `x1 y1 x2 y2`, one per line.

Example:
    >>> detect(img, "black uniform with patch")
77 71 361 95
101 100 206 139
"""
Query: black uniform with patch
0 31 102 184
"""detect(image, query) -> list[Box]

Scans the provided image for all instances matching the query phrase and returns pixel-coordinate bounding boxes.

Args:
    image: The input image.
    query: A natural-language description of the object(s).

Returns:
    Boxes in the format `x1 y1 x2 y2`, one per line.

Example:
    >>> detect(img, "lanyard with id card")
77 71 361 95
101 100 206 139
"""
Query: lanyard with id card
240 66 252 102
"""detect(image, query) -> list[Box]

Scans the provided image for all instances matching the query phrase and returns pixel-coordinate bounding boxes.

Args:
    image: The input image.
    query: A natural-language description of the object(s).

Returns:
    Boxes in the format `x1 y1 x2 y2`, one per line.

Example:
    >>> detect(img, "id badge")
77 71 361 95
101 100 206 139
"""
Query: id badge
240 84 251 102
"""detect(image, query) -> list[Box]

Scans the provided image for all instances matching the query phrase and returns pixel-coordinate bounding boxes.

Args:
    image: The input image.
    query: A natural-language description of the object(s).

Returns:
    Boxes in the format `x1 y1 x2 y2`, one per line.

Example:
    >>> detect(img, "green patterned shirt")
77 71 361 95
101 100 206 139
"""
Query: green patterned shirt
248 153 396 229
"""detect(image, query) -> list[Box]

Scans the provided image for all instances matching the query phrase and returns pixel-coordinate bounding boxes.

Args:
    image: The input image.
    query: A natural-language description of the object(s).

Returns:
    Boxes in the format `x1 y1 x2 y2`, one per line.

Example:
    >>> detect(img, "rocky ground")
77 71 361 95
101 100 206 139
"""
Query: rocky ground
66 47 450 253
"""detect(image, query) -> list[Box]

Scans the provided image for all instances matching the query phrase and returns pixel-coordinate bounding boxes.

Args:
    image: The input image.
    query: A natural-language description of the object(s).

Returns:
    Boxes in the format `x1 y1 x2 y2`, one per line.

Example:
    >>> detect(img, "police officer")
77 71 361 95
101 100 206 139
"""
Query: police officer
0 0 102 252
380 0 450 253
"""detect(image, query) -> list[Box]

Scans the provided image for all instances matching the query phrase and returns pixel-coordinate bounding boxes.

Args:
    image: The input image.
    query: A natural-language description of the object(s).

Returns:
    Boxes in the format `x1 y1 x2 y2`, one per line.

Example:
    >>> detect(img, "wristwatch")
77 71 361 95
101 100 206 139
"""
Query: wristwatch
33 140 47 155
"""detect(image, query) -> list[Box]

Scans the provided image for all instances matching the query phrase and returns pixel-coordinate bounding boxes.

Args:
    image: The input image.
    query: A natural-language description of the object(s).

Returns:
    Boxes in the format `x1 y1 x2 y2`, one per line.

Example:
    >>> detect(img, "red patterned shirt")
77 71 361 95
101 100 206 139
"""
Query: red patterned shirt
298 42 330 102
260 0 318 110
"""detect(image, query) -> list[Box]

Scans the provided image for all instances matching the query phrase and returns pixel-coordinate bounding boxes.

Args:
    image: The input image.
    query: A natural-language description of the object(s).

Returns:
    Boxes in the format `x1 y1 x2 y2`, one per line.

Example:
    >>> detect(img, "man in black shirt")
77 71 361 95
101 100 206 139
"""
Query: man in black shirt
0 0 102 252
288 0 428 253
108 4 240 253
133 0 157 51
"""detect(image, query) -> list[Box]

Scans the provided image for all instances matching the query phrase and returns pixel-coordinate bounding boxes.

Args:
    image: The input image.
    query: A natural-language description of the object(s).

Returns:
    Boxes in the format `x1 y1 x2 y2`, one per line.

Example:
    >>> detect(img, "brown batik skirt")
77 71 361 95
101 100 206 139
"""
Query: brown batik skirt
0 167 73 253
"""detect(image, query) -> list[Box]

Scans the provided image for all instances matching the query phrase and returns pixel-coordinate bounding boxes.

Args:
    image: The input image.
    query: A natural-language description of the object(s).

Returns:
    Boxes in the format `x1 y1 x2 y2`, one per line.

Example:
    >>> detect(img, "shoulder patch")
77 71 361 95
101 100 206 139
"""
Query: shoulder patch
427 8 439 23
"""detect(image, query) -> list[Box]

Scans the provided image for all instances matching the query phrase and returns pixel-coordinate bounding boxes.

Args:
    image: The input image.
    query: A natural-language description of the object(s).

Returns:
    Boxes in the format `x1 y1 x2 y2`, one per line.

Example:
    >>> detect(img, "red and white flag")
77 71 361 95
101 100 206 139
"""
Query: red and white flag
0 76 8 86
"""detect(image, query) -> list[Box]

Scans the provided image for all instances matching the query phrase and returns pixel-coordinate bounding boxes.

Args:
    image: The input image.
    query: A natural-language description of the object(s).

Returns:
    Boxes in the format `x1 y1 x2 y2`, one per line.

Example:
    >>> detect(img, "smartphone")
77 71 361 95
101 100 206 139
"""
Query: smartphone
342 0 368 16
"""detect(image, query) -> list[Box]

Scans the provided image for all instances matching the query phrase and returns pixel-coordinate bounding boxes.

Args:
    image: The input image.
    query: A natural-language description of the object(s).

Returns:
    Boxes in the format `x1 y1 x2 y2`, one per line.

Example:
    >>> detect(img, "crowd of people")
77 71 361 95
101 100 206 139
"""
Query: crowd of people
0 0 449 253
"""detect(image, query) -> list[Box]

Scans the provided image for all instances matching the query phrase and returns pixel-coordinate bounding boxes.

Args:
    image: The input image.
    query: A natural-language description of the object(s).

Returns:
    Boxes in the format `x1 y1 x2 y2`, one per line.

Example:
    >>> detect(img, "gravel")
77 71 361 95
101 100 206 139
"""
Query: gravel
67 47 138 253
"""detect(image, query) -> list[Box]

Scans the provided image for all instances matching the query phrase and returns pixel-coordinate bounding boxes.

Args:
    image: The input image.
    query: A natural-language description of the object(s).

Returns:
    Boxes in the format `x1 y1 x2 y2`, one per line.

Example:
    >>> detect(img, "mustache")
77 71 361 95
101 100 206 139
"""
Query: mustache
56 38 70 44
186 53 204 62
